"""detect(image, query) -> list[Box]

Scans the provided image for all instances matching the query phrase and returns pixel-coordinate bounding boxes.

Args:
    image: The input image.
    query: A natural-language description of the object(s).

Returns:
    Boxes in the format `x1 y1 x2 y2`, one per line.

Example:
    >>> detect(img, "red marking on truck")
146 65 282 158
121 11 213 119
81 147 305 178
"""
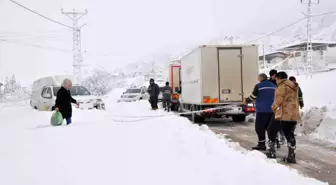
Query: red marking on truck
170 65 181 93
203 98 219 103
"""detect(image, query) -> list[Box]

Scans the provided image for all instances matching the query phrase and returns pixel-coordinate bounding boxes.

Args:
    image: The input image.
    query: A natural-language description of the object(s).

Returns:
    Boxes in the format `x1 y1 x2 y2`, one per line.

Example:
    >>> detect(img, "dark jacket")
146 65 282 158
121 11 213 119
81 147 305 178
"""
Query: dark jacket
55 86 77 119
147 83 160 98
269 78 277 86
162 85 172 100
297 84 304 108
246 80 276 112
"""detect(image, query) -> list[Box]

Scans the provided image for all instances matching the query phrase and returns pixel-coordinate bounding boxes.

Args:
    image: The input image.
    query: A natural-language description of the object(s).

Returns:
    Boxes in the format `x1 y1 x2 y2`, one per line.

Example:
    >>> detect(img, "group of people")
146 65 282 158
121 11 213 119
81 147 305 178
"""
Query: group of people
147 78 173 111
244 69 304 164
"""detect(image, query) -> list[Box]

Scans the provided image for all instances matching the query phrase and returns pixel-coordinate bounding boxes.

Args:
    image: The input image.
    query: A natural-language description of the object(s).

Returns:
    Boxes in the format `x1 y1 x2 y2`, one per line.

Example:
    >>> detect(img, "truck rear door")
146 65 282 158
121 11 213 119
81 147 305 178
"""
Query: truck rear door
218 48 243 102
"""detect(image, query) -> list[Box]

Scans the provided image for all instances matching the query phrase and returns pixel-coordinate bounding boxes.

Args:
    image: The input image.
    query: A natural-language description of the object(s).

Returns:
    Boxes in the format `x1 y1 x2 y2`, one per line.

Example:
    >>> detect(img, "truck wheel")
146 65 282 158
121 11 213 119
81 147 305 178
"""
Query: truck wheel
232 115 246 123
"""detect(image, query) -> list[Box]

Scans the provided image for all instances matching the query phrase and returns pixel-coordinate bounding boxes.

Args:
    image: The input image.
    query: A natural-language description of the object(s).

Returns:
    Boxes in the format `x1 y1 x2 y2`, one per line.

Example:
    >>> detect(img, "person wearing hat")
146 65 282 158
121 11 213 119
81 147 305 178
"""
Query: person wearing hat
147 78 160 110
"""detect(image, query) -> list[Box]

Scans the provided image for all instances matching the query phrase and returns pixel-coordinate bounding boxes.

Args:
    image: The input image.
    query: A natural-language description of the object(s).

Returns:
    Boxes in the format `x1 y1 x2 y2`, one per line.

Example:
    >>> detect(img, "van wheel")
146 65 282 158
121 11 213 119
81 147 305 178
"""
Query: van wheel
232 115 246 123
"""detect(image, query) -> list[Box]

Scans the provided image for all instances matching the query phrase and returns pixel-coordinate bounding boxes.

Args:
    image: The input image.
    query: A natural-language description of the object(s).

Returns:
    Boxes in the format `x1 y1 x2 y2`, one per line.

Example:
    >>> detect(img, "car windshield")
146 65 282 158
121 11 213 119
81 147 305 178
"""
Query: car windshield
125 89 141 93
53 86 91 96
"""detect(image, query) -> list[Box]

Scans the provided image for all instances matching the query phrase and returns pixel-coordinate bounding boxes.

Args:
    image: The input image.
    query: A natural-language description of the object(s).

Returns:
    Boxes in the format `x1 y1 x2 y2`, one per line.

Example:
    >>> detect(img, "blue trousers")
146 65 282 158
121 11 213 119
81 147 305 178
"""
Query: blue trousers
65 117 72 125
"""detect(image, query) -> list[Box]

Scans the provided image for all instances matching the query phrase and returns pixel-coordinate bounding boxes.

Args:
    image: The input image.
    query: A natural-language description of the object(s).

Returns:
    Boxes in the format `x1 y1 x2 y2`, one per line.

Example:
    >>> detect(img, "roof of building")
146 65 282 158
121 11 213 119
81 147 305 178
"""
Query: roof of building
278 40 336 51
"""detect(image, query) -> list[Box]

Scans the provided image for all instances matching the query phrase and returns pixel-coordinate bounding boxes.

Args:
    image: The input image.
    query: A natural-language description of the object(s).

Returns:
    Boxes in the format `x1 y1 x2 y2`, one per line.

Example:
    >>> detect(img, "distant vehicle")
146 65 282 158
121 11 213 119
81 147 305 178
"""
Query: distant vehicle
179 45 258 123
30 75 105 111
158 87 164 102
118 86 149 102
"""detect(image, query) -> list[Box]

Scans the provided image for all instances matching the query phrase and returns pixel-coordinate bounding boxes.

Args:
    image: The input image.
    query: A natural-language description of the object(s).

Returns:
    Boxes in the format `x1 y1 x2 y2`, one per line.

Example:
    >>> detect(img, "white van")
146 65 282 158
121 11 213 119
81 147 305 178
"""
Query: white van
118 86 149 102
30 75 105 111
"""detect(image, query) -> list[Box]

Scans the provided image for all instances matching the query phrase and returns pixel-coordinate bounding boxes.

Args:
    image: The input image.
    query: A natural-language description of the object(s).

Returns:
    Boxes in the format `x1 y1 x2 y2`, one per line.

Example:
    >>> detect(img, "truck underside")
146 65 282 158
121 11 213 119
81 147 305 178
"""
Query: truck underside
179 102 255 123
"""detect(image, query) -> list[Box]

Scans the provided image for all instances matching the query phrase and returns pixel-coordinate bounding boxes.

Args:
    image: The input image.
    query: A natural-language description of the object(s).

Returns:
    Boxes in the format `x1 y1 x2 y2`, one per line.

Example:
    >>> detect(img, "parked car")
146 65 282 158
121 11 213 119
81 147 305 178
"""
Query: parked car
30 75 105 111
118 86 149 102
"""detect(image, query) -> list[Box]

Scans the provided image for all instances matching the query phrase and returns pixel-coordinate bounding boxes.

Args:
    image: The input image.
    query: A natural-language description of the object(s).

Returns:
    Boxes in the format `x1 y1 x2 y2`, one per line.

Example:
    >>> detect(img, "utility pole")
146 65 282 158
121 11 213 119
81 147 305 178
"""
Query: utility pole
62 9 88 84
301 0 320 76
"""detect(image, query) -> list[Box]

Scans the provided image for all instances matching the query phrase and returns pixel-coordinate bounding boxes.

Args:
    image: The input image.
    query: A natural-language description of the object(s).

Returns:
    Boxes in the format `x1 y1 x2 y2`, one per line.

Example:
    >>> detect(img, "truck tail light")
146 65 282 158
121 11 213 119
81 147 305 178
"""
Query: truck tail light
244 107 255 112
172 93 179 99
204 108 216 113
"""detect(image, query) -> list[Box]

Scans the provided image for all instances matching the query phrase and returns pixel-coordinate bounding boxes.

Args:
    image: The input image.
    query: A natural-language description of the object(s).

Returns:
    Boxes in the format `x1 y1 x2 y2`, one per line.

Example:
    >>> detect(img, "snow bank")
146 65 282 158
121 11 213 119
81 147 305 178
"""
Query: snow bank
0 102 327 185
293 69 336 144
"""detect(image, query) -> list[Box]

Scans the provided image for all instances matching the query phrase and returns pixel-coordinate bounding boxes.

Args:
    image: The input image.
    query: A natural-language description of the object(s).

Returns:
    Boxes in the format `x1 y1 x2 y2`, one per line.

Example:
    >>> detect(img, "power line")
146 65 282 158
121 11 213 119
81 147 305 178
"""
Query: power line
0 39 73 53
245 18 306 43
245 10 336 44
8 0 75 30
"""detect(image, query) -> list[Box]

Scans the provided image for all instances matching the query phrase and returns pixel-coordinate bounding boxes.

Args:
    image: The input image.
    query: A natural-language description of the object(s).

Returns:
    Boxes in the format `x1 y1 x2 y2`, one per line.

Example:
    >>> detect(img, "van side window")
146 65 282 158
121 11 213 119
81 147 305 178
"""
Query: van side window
41 87 52 99
41 87 47 97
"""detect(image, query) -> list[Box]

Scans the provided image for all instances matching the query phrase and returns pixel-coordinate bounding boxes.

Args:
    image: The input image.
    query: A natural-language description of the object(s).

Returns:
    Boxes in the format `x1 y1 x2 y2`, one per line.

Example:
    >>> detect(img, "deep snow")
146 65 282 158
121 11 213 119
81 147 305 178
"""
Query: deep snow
292 68 336 143
0 93 328 185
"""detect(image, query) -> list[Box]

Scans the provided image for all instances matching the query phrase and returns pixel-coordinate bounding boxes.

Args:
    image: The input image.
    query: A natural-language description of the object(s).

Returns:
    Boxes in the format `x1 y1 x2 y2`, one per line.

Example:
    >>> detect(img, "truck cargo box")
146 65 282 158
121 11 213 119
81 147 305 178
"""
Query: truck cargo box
180 45 259 105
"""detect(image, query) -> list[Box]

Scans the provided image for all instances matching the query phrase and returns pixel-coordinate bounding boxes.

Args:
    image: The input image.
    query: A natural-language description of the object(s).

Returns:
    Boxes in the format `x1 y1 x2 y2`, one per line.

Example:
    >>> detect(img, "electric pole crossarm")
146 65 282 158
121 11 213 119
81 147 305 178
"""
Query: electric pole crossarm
62 9 88 84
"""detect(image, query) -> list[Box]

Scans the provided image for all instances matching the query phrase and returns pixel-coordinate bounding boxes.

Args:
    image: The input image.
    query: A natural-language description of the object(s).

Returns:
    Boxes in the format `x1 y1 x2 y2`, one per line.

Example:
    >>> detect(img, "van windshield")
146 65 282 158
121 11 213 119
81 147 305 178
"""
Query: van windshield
53 86 91 96
125 89 141 93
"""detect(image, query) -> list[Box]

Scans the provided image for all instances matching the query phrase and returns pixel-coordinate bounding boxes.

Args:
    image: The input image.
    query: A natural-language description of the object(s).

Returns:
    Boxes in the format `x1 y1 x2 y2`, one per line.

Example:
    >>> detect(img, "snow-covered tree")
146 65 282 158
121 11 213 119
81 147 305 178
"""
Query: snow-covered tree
82 69 114 96
4 74 21 93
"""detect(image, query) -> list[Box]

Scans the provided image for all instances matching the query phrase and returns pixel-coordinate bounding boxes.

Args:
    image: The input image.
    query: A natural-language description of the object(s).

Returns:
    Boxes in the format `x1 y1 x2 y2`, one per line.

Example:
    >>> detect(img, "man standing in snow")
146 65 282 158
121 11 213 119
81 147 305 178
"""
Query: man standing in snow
269 69 285 148
162 82 173 112
55 79 79 125
244 73 276 151
147 78 160 110
266 72 300 164
289 76 304 109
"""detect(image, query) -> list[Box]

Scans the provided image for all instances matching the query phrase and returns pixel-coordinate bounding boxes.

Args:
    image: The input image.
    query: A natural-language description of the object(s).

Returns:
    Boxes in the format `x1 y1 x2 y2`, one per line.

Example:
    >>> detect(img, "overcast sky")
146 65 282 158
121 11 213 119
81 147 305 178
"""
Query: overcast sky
0 0 335 84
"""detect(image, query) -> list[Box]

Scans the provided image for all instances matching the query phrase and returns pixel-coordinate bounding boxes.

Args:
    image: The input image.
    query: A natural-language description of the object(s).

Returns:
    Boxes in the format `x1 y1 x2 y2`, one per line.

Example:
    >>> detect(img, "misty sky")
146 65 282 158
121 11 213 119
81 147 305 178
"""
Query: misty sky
0 0 335 84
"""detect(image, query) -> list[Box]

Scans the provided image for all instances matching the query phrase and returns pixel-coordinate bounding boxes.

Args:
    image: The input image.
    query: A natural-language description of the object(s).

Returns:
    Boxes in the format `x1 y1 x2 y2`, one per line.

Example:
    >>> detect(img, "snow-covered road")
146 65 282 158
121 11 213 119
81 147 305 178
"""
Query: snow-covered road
0 99 328 185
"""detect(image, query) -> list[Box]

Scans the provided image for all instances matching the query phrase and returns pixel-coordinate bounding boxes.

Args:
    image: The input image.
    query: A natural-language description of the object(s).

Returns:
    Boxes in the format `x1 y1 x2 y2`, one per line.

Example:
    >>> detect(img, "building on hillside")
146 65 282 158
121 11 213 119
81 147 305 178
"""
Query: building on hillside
259 40 336 71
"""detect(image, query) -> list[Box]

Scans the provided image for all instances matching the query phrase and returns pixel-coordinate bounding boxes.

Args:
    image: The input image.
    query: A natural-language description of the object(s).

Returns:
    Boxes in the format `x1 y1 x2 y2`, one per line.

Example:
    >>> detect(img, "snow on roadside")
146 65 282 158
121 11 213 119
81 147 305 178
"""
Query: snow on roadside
0 102 327 185
293 69 336 144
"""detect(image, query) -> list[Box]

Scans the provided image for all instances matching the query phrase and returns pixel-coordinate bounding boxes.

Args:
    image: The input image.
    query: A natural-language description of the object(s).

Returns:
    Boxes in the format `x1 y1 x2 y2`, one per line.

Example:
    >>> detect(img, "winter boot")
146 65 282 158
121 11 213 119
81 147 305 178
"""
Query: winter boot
266 141 276 159
283 145 296 164
252 141 267 151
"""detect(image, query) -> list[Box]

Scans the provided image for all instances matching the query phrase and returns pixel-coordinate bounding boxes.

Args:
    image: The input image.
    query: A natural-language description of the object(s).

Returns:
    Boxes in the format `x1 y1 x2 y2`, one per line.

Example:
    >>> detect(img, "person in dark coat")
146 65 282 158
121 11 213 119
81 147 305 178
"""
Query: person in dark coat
55 79 79 125
244 73 276 151
269 69 277 85
162 82 173 112
147 78 160 110
289 76 304 109
269 69 285 147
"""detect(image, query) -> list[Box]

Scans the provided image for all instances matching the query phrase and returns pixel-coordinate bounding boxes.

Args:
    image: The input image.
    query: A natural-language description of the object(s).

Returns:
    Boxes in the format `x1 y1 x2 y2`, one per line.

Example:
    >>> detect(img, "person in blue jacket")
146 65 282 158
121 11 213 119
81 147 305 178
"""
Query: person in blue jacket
244 73 276 150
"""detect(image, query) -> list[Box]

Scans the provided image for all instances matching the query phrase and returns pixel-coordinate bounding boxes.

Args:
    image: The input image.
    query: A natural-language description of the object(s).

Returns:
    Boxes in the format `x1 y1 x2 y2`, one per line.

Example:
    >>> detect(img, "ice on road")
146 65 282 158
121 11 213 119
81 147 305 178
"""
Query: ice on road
0 101 327 185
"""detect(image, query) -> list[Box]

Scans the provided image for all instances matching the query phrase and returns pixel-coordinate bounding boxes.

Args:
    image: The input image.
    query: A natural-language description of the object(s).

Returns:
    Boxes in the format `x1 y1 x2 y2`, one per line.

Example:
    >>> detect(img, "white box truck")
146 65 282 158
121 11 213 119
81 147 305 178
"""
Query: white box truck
180 45 258 122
